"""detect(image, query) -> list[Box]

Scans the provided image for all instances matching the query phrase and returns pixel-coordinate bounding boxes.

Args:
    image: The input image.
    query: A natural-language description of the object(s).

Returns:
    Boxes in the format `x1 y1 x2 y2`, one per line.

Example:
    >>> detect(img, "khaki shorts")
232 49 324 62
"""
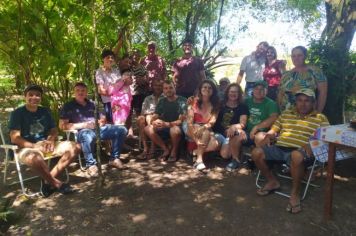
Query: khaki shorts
17 141 75 163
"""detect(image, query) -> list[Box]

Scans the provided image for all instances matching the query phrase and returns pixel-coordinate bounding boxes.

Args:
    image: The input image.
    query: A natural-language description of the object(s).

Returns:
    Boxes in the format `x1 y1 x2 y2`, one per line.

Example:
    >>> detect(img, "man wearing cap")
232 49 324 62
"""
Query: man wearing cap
251 88 329 213
236 41 269 97
8 85 80 197
140 41 167 92
245 80 279 147
218 77 230 100
172 39 206 98
59 82 128 176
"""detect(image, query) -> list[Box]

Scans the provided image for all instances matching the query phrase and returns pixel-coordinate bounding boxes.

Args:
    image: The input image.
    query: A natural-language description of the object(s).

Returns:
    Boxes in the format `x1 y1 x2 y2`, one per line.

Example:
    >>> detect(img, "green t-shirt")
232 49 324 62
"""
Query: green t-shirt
246 97 279 132
155 96 187 122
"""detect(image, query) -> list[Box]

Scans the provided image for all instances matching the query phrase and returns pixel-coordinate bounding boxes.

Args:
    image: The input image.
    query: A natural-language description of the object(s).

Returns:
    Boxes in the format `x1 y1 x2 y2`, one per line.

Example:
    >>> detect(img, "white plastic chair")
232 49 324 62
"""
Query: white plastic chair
0 123 69 197
64 129 85 170
255 158 323 201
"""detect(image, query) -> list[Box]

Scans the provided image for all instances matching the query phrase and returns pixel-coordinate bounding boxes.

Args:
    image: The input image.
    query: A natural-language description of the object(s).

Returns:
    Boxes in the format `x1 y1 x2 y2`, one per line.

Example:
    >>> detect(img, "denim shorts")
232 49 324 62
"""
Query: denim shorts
214 133 229 145
156 126 184 140
262 145 314 166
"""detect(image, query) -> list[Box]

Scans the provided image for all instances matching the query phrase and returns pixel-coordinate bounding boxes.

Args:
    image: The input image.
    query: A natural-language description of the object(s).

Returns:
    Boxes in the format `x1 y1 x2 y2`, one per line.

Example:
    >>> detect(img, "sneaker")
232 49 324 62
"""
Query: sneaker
109 158 124 169
40 180 55 198
226 159 240 172
87 165 99 177
194 162 206 171
57 183 75 195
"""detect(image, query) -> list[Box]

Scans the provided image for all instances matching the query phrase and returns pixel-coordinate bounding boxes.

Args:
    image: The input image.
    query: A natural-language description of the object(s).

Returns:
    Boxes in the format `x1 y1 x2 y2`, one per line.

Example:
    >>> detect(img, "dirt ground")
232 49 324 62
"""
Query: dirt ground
1 139 356 236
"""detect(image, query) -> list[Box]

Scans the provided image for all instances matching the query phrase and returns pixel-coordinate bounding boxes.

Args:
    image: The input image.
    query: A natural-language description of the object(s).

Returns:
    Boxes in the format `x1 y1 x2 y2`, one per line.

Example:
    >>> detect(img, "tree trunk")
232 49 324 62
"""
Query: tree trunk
322 0 355 124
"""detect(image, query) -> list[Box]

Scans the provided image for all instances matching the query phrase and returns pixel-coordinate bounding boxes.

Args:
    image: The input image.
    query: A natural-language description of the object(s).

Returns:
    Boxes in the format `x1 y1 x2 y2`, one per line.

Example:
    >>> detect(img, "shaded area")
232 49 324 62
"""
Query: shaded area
1 154 356 235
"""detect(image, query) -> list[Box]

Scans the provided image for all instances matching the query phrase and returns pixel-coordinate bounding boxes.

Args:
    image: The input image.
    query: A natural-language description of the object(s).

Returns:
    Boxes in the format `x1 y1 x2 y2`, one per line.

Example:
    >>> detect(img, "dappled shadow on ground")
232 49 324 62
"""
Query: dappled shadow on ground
1 154 356 235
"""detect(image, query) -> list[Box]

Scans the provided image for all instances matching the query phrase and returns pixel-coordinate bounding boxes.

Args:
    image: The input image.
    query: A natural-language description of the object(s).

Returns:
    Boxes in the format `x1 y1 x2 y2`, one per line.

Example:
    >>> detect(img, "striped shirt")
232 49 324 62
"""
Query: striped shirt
271 108 329 148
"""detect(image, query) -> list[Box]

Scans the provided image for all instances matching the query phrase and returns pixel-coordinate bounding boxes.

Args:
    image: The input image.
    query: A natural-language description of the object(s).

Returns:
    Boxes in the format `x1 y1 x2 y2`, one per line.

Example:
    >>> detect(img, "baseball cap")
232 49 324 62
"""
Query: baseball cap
24 84 43 95
295 88 315 99
253 80 268 88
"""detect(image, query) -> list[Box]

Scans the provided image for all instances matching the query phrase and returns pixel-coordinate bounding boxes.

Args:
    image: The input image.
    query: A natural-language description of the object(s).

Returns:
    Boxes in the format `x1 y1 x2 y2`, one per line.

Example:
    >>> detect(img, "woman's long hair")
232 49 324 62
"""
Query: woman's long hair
196 79 220 114
223 83 244 105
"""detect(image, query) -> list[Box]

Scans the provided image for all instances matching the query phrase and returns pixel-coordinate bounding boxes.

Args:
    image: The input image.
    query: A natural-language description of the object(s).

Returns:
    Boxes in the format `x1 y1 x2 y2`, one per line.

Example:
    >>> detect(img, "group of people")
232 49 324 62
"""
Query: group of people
8 39 330 214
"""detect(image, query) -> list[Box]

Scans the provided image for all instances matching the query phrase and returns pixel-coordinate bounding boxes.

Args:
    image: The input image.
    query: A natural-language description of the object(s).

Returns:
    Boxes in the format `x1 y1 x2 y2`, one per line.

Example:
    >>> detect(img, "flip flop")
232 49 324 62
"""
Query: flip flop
256 187 280 196
286 202 302 214
137 151 154 160
158 153 169 162
167 156 178 162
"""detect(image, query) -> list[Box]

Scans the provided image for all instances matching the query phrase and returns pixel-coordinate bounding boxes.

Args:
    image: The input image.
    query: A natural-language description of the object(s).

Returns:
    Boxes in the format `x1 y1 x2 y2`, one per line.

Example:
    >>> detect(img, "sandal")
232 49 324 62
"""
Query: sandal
286 202 302 214
256 186 280 196
137 151 154 160
157 152 170 162
167 156 178 163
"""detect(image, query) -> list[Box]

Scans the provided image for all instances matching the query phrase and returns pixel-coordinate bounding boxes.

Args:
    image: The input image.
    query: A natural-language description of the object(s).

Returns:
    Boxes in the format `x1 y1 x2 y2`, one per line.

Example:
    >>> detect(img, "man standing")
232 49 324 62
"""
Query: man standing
173 39 206 98
59 82 128 177
144 80 187 162
140 41 167 91
251 89 329 214
236 41 269 96
245 81 279 147
9 85 79 197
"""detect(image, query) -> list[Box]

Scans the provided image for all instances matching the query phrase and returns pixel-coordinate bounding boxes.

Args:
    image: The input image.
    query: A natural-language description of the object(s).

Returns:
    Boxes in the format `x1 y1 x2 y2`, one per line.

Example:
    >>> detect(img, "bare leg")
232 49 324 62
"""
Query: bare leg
169 126 182 160
289 150 304 206
229 135 243 161
23 153 62 188
254 132 270 147
251 147 280 190
144 125 169 157
137 115 148 153
50 142 78 178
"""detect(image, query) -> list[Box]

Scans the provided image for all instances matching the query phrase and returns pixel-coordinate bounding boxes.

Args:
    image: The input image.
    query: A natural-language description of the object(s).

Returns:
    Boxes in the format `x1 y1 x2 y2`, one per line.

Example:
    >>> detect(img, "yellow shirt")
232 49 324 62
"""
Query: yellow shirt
271 108 329 148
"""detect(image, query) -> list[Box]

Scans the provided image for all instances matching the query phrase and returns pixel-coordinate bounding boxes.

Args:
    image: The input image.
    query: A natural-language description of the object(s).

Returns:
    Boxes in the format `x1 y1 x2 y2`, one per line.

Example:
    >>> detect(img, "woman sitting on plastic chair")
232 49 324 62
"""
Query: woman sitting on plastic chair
8 85 80 197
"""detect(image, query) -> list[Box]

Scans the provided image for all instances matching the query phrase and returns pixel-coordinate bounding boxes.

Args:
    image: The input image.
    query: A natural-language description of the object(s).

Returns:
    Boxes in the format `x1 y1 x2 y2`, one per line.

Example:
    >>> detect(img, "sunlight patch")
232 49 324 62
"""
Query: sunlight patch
130 213 147 223
101 196 123 206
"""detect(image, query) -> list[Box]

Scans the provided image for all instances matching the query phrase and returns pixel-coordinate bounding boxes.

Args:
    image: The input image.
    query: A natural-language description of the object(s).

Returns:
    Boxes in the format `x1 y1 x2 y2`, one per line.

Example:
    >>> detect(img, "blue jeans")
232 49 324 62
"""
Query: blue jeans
76 125 127 167
103 102 113 123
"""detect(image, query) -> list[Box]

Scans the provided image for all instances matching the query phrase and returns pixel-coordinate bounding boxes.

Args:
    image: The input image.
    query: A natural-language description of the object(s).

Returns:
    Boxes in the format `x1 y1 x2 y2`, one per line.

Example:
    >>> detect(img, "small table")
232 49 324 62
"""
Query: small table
312 124 356 220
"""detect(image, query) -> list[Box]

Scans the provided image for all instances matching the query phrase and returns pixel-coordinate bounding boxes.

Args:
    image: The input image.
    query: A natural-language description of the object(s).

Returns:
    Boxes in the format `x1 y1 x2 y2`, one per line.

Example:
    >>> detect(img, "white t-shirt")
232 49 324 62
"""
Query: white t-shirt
240 53 265 83
95 68 121 103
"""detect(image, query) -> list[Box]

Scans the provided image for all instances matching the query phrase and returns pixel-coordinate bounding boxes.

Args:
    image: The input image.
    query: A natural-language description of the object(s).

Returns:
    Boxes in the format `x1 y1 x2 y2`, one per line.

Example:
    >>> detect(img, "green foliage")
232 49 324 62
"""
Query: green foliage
0 198 18 234
0 0 228 114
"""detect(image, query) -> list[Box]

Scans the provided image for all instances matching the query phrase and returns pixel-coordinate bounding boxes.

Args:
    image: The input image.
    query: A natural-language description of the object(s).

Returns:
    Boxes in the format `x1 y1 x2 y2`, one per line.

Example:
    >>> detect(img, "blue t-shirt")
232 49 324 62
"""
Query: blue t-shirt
8 106 56 143
59 99 95 123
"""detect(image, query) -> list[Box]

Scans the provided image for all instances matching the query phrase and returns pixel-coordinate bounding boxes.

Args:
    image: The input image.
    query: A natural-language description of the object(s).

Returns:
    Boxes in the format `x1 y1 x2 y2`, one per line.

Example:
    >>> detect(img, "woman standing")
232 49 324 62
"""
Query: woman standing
186 80 220 170
263 46 286 101
213 83 249 172
95 49 122 123
278 46 327 112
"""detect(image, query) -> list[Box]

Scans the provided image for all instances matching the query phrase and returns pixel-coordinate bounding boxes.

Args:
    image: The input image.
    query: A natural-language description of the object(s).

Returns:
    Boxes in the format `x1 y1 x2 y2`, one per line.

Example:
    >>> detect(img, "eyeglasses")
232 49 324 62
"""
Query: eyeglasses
202 86 212 90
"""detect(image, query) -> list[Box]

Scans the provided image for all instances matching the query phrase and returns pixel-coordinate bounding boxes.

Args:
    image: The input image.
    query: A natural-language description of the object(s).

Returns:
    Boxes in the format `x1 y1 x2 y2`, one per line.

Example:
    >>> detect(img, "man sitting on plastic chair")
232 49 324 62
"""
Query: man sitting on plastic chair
8 84 79 197
251 89 329 214
59 82 128 177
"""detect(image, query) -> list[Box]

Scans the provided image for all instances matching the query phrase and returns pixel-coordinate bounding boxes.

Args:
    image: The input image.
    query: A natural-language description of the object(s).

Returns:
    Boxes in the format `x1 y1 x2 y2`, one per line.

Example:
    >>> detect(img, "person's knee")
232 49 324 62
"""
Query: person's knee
291 150 304 166
254 132 267 146
144 125 154 135
251 147 264 161
23 153 44 167
78 129 95 142
170 126 181 136
137 116 146 127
